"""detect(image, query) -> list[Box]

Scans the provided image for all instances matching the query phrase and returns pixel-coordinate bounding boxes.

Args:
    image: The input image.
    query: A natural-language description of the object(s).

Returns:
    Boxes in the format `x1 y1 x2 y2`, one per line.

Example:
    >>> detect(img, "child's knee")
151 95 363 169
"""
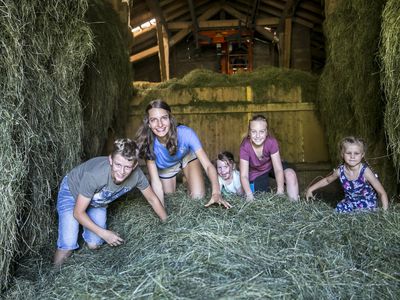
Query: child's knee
285 169 297 181
190 191 205 199
86 243 101 250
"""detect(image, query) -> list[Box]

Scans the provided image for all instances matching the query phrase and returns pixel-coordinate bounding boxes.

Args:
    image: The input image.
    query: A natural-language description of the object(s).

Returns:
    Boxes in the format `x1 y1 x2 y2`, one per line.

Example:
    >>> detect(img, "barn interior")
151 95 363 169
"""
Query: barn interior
1 0 400 298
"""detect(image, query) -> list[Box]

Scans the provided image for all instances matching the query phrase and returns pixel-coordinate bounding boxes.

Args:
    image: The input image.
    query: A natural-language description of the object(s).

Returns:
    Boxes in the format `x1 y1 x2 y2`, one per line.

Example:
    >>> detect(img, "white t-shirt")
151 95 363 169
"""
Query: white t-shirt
218 170 242 195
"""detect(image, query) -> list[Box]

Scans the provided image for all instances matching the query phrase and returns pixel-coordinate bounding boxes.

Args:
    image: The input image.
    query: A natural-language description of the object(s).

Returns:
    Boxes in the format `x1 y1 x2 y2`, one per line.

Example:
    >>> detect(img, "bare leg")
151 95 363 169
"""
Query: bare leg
183 159 205 199
53 249 72 266
284 168 299 201
160 176 176 194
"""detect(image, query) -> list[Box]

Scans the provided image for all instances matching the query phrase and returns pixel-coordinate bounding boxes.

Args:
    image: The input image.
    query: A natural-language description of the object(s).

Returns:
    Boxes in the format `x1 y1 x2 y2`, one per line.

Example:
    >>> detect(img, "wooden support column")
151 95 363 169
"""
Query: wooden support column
187 0 200 49
283 17 292 68
155 22 170 81
146 0 170 81
277 0 301 68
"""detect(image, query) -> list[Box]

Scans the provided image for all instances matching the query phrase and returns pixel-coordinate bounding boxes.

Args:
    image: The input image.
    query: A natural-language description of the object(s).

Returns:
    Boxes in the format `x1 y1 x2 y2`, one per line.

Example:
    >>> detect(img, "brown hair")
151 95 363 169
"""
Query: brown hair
135 99 178 160
216 151 236 169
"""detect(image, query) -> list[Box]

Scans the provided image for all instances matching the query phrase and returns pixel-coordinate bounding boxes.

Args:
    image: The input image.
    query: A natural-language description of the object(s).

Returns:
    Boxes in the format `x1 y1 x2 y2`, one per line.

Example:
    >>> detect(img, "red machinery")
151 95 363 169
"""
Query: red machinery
198 29 253 75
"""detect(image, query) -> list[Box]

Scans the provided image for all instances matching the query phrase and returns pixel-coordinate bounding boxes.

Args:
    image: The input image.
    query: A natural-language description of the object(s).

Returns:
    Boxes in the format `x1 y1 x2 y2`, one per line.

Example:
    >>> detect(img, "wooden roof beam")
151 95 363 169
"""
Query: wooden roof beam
145 0 170 36
131 3 222 63
222 4 278 42
168 18 279 30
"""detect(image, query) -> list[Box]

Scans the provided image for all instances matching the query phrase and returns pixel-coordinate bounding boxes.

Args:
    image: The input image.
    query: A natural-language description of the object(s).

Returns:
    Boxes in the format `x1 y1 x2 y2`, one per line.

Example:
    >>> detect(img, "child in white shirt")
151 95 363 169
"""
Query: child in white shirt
216 151 243 196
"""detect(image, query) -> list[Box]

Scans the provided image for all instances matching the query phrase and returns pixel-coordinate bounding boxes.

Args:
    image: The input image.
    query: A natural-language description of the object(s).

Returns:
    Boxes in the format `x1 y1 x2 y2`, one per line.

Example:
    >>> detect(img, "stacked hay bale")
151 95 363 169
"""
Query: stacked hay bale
318 0 397 194
380 0 400 180
0 0 132 291
81 0 133 158
0 0 93 290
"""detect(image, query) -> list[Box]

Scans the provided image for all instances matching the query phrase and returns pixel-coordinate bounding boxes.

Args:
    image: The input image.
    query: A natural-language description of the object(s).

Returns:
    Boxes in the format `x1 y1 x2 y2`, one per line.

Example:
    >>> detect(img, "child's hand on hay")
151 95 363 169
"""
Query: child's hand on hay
102 230 124 247
305 189 315 201
205 193 232 209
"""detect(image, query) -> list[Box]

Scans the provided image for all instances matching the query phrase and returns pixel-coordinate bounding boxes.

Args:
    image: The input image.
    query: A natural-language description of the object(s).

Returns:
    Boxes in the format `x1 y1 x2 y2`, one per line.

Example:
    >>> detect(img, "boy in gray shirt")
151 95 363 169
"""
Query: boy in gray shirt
54 138 167 266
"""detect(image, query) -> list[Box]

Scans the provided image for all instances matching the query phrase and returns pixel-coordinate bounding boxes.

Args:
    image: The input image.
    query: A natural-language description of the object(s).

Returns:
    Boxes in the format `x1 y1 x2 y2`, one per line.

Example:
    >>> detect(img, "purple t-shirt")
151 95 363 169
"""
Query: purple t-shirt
153 125 202 169
239 136 279 181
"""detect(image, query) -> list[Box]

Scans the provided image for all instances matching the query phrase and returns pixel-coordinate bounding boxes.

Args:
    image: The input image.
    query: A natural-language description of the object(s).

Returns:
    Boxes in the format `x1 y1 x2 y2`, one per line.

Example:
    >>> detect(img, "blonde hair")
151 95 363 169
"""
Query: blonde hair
339 136 366 156
112 138 139 161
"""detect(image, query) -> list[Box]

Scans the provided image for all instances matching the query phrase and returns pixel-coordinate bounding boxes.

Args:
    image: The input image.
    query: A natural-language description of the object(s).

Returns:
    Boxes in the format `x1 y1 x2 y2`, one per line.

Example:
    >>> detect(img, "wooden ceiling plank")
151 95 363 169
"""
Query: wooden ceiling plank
259 0 285 10
131 11 154 28
299 1 323 15
296 9 324 23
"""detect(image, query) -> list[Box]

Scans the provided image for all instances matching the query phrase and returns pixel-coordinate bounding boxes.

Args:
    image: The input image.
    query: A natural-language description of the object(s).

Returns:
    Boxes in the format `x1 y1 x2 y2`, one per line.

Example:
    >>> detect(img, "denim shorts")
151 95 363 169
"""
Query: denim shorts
158 151 197 179
56 176 107 250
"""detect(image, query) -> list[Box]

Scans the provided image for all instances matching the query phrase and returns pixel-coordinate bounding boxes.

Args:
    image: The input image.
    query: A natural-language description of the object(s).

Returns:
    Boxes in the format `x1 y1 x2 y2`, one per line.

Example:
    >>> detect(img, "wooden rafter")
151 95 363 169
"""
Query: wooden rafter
130 3 221 63
222 4 278 42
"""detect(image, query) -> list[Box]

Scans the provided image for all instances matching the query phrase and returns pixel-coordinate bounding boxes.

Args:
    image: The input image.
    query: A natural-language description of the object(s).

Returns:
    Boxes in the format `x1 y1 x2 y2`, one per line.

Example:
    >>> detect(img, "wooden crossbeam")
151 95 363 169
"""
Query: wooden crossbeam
130 3 222 63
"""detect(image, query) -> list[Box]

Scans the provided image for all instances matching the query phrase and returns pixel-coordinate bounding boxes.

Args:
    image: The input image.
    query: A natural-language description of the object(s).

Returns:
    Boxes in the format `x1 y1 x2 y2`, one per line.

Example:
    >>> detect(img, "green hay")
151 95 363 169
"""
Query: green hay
317 0 397 194
4 189 400 299
0 0 93 291
141 66 318 104
80 0 133 158
380 0 400 178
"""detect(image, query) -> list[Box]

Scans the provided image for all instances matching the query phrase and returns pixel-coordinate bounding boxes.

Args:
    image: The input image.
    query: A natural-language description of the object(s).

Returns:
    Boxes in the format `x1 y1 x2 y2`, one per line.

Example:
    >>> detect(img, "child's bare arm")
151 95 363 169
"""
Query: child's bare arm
239 159 253 200
74 195 123 246
147 160 164 206
305 170 339 200
364 168 389 210
141 186 167 221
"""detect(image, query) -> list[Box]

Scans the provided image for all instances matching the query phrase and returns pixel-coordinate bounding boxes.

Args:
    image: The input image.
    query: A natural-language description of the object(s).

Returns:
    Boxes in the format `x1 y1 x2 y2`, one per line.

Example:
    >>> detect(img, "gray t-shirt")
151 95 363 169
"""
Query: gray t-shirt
67 156 149 207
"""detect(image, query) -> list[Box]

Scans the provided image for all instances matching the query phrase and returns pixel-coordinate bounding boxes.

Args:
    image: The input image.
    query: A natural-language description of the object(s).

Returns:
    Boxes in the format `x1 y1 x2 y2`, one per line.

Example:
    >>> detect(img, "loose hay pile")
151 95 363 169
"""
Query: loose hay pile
4 191 400 299
144 67 318 104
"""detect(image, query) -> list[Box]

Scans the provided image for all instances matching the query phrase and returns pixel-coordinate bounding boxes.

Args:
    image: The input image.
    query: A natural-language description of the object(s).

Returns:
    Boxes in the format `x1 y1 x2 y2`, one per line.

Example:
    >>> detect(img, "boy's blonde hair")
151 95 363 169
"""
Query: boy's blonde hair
112 138 139 162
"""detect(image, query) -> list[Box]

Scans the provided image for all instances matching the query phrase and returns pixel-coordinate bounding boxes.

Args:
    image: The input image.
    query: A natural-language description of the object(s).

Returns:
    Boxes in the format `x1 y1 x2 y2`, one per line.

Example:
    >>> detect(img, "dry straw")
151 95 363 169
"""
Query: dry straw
80 0 133 158
380 0 400 179
317 0 397 194
0 0 93 291
142 66 318 105
4 190 400 298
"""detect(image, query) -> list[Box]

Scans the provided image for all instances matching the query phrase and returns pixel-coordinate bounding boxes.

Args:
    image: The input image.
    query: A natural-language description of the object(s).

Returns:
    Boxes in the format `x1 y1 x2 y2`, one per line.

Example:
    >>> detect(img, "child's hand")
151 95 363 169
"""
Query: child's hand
102 230 124 247
205 193 232 209
305 189 314 201
246 193 254 201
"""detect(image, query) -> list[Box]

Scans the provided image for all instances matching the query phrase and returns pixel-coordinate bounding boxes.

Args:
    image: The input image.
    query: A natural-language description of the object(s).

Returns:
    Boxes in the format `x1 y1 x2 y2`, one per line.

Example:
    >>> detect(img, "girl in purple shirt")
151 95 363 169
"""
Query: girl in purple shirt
239 115 299 201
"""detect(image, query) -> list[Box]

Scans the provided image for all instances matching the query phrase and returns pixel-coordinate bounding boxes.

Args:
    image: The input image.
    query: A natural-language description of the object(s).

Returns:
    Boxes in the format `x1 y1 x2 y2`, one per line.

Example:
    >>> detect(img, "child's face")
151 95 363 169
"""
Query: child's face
216 159 233 180
249 120 268 146
342 143 364 168
109 154 137 184
148 107 171 142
